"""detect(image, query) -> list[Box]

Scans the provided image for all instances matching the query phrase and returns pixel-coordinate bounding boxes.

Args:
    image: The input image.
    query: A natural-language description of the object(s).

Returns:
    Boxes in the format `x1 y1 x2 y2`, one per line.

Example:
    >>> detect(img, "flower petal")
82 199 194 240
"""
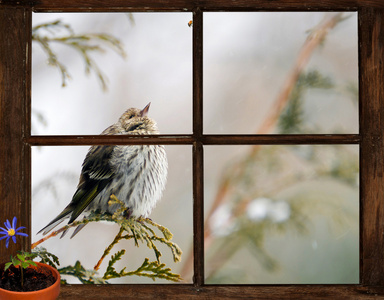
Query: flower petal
16 232 28 237
12 217 17 229
5 237 10 248
4 220 11 230
0 235 8 241
0 227 9 234
15 226 26 233
11 235 16 244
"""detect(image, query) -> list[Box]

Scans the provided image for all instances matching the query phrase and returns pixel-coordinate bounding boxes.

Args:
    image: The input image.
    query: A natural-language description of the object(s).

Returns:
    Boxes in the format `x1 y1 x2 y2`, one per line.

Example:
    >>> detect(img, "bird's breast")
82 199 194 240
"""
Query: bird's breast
104 144 168 217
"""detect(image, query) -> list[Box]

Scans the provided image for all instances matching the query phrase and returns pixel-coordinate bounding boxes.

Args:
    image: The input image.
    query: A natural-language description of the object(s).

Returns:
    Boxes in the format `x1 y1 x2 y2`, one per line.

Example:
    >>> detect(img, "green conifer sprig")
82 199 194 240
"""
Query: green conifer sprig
103 256 181 282
32 246 60 268
107 195 182 263
278 70 334 134
58 261 107 284
32 195 183 283
32 20 126 90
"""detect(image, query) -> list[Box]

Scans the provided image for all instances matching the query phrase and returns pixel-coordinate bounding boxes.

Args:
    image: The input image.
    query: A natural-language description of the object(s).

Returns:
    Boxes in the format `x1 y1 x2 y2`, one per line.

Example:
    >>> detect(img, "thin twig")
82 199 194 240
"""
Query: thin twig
31 222 79 249
94 227 124 271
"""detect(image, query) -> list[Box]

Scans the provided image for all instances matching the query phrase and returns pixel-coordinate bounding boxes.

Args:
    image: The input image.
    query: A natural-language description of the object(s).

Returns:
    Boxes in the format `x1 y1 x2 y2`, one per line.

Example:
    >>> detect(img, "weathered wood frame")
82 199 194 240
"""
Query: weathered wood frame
1 1 383 298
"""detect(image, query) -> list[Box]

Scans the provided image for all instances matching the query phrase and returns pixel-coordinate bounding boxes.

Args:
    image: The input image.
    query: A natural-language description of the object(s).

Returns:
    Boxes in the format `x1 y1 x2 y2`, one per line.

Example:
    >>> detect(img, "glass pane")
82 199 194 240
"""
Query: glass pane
32 145 193 283
32 13 192 135
204 12 358 134
204 145 359 284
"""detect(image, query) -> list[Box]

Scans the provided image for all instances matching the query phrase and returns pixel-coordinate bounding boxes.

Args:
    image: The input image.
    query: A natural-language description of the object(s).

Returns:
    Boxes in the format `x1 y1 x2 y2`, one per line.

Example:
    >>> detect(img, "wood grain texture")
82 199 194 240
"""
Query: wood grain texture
23 0 384 12
1 0 383 11
360 7 384 286
0 0 383 298
0 7 31 262
193 8 203 139
193 142 204 286
27 135 195 145
192 9 205 287
57 284 384 299
26 134 360 146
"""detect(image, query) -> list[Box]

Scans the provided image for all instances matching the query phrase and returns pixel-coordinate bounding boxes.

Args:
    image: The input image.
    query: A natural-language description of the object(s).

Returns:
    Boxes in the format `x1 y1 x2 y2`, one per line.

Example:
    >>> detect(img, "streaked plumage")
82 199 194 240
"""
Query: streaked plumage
38 103 167 238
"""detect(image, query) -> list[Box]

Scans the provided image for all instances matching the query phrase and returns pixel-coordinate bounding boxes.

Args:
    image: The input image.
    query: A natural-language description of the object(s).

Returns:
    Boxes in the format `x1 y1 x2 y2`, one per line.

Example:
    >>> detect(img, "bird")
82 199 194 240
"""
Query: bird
37 102 168 238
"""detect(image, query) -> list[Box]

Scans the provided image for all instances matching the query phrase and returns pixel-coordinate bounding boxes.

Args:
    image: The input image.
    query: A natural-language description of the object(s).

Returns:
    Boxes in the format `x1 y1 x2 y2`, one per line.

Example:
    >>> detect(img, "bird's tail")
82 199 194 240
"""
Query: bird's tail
37 207 72 236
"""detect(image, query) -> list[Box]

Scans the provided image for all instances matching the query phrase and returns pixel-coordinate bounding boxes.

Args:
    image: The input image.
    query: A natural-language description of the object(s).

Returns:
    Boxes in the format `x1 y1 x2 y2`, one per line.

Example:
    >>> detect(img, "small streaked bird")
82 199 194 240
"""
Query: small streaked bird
38 103 168 238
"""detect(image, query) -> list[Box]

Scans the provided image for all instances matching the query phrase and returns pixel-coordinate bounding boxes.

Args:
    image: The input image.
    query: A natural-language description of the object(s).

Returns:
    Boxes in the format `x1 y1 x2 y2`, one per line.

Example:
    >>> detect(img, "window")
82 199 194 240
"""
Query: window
31 12 194 283
1 1 384 298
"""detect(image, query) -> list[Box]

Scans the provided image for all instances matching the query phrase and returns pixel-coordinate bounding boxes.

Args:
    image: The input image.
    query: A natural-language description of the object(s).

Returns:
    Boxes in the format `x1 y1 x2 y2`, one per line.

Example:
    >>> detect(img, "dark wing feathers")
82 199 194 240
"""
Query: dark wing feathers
38 145 115 235
83 145 116 180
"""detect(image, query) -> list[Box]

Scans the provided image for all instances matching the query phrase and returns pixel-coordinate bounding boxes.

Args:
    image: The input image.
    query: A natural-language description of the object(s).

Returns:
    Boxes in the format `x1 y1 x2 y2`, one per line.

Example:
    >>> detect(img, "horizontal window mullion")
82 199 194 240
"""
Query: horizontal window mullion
30 0 365 13
203 134 360 145
26 134 360 146
26 135 195 146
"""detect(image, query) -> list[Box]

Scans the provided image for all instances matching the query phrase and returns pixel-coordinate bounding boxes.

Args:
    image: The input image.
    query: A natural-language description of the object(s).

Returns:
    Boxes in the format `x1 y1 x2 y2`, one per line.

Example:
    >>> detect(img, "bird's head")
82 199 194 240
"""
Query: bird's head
119 102 159 134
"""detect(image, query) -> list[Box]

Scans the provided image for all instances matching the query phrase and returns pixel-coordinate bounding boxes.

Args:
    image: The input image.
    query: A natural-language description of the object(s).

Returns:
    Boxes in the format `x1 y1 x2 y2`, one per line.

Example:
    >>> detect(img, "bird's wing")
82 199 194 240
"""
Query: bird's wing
69 145 116 223
37 145 115 235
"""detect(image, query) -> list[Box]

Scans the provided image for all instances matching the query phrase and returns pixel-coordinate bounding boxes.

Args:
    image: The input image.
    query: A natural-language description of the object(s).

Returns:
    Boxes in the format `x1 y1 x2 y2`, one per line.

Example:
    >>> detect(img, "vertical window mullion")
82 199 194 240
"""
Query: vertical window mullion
0 7 32 262
359 6 384 286
192 8 205 286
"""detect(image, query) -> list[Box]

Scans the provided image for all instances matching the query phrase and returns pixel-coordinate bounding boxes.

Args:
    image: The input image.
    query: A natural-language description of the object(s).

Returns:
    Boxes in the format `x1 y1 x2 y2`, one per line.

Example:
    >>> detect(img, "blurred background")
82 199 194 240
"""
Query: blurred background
31 12 358 284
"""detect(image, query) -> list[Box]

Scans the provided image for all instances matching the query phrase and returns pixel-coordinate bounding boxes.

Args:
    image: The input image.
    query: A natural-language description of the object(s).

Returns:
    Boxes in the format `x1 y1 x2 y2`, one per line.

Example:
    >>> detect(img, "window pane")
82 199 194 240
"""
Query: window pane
32 13 192 135
204 145 359 284
32 145 193 283
203 12 358 134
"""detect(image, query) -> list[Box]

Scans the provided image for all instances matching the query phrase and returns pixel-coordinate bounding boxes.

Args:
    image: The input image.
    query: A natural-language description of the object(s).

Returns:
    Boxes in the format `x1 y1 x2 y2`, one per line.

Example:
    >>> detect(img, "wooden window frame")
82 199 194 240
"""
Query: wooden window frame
1 1 383 298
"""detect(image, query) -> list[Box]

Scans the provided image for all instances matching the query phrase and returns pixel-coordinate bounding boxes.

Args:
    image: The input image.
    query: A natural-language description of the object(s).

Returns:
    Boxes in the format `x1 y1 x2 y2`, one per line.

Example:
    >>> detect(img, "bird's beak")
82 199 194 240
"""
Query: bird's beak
140 102 151 117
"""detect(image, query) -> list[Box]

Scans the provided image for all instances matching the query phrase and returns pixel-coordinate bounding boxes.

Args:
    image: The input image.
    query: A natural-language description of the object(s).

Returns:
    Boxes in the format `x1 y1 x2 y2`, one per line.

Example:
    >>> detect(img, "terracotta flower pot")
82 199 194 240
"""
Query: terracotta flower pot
0 262 60 300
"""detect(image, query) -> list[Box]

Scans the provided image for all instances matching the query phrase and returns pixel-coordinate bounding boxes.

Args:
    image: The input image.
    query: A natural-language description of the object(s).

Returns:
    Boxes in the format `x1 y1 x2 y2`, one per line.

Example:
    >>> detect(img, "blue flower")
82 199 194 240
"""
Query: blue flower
0 217 28 248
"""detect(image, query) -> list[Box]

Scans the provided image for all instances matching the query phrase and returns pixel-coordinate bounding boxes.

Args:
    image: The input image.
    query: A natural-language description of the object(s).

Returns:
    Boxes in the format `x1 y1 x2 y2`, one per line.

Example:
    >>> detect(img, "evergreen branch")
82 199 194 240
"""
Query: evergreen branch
94 227 124 271
108 195 182 263
103 257 181 282
32 20 74 35
148 235 182 263
34 195 182 283
33 33 70 87
143 217 174 241
32 19 126 90
104 250 126 278
278 70 334 134
31 211 113 249
59 261 107 284
32 246 60 268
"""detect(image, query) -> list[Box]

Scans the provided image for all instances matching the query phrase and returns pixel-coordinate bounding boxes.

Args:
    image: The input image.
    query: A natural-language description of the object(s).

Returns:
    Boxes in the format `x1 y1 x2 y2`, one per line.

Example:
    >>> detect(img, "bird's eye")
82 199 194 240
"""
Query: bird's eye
129 123 142 131
128 114 135 119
